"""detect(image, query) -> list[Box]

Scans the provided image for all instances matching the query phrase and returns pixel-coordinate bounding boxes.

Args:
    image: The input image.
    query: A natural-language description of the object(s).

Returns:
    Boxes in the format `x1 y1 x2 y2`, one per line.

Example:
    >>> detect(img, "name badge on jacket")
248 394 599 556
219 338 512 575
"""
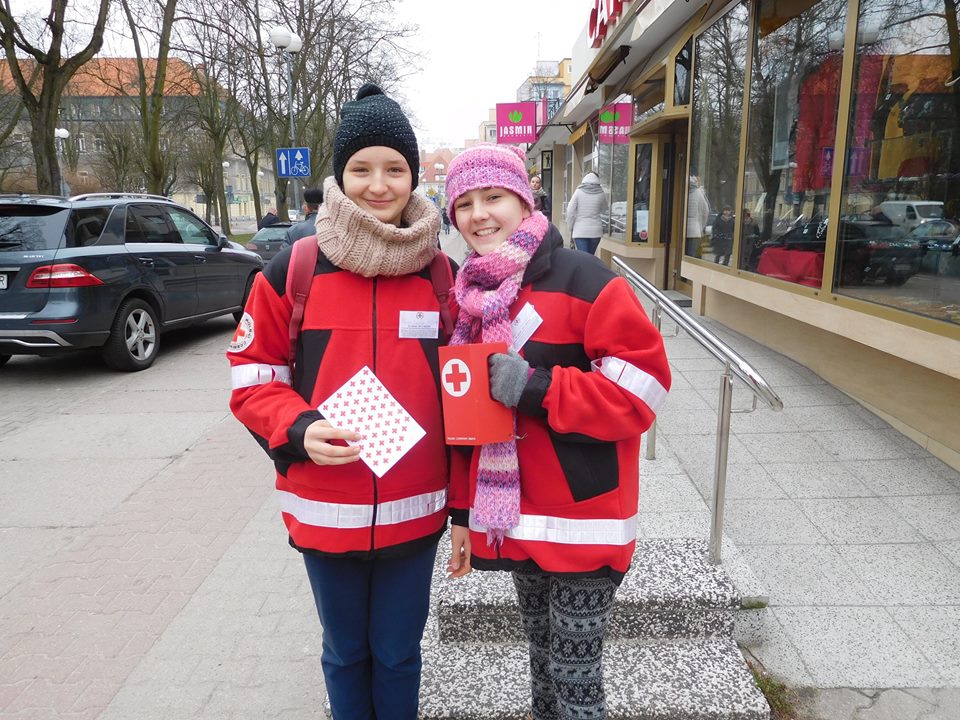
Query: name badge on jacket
399 310 440 339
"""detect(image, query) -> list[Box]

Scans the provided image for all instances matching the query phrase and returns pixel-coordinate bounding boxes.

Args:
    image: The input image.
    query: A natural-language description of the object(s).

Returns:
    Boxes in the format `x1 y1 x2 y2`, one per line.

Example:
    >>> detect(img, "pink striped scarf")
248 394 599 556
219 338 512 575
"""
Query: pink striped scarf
451 211 549 546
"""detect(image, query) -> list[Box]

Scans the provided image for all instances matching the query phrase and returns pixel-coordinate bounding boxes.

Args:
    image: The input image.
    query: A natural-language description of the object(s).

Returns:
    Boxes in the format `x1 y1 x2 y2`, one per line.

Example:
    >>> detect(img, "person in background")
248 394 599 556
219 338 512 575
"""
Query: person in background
228 83 454 720
284 187 324 247
711 205 735 266
441 205 451 235
739 207 761 269
565 171 607 255
530 174 551 219
685 176 710 258
444 143 671 720
259 206 280 229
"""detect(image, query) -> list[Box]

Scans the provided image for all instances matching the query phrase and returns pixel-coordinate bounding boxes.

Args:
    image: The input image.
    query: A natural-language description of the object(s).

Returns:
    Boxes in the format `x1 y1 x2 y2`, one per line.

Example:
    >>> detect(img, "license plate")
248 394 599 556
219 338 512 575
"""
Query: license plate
0 274 6 290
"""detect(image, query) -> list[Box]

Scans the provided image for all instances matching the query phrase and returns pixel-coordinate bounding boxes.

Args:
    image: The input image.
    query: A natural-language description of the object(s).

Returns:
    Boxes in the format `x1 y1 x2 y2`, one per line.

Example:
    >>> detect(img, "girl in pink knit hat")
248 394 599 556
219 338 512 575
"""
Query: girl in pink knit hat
444 144 672 720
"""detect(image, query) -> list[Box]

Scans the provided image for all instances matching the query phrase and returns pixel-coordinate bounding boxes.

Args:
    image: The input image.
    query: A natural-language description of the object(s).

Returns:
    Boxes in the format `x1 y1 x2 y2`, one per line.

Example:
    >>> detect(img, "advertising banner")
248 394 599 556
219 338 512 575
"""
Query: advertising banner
598 103 632 144
496 102 538 144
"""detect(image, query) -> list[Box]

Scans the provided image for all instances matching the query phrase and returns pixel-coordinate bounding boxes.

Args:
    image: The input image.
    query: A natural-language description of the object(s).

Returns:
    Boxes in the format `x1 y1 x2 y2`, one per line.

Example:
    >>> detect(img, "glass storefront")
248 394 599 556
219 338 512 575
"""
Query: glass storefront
835 0 960 326
596 95 631 239
740 0 848 282
633 143 652 242
685 1 750 264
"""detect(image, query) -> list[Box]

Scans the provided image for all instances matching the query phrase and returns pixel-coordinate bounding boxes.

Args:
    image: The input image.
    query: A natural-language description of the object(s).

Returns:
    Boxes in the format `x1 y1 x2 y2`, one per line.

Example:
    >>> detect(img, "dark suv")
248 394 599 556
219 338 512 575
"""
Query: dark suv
0 193 262 371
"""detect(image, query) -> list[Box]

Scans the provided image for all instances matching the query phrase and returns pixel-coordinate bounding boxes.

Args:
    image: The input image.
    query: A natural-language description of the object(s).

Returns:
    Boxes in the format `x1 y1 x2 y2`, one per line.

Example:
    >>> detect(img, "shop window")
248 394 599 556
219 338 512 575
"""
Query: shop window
632 143 652 242
832 0 960 326
739 0 847 282
674 38 693 106
685 1 750 264
596 96 631 239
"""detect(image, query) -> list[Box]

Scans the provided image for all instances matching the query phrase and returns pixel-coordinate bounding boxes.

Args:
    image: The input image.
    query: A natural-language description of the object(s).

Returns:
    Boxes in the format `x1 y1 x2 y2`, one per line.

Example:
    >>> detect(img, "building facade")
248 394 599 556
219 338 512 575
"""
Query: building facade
532 0 960 468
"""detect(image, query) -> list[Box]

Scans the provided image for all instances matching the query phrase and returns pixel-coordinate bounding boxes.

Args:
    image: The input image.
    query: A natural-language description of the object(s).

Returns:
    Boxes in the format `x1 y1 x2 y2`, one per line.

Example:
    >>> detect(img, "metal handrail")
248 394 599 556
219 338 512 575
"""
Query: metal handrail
612 257 784 564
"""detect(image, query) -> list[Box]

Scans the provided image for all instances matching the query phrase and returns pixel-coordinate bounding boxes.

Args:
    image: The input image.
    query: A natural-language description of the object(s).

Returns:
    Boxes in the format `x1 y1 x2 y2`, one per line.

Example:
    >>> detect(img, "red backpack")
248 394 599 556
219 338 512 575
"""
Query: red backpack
284 236 455 376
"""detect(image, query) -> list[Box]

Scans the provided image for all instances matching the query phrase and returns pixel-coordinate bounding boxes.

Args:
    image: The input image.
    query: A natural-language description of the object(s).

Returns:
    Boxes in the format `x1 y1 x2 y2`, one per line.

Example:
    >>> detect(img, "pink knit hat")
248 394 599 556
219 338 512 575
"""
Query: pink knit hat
445 144 535 228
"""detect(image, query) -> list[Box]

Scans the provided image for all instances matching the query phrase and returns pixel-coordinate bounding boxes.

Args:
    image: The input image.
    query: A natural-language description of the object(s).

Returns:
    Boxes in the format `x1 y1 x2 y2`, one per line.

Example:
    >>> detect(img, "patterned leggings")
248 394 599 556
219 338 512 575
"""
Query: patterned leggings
512 569 618 720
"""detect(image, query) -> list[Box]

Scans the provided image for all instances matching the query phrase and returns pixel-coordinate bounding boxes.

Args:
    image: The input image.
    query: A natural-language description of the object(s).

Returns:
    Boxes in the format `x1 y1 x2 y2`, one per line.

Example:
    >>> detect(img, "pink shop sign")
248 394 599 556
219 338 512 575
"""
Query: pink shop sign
598 103 632 145
496 102 538 144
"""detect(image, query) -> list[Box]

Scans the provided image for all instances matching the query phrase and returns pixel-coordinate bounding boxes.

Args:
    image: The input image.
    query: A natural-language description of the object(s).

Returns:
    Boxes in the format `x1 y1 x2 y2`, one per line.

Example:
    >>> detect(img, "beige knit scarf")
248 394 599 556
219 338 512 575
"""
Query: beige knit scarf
314 175 440 277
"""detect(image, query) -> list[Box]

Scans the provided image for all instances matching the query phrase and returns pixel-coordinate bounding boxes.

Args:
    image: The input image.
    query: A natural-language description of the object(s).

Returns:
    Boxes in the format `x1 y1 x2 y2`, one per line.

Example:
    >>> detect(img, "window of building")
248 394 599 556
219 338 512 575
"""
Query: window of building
739 0 848 280
594 96 630 239
77 134 86 153
674 38 693 106
632 143 653 242
94 135 105 153
685 1 750 263
832 0 959 326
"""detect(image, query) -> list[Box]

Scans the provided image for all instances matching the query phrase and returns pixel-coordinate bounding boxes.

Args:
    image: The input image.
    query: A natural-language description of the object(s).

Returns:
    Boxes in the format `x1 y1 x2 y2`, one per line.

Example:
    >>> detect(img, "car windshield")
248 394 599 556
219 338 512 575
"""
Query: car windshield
0 205 70 251
916 204 943 219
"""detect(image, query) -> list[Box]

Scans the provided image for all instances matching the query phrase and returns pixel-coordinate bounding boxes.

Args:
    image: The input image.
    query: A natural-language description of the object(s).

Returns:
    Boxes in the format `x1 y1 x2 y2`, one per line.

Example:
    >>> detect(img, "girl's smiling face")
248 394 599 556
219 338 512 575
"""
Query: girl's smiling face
454 188 530 256
342 146 412 225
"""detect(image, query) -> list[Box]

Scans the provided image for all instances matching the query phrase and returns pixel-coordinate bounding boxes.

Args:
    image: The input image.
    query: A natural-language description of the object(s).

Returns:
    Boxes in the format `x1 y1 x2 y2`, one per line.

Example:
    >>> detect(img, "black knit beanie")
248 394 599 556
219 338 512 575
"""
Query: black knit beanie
333 83 420 190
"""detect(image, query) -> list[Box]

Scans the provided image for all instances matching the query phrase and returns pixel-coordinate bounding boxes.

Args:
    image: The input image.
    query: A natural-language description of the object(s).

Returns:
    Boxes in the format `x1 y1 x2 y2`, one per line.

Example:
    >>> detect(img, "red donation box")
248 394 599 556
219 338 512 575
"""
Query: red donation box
438 342 514 445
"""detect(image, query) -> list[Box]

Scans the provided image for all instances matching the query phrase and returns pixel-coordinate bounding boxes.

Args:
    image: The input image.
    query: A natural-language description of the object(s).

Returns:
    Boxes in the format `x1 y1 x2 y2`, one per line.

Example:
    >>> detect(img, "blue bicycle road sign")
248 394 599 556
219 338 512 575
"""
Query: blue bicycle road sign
276 147 311 178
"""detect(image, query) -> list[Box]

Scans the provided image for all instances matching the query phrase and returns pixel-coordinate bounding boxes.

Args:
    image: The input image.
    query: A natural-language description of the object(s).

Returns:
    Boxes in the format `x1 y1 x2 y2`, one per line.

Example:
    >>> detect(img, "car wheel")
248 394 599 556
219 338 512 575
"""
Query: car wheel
0 354 10 367
234 274 256 323
102 299 160 371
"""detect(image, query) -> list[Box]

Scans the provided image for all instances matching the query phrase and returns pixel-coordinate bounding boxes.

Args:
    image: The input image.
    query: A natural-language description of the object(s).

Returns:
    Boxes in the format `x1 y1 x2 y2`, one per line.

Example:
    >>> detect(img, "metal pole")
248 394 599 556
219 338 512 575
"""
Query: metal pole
645 301 663 461
709 362 734 564
287 53 298 220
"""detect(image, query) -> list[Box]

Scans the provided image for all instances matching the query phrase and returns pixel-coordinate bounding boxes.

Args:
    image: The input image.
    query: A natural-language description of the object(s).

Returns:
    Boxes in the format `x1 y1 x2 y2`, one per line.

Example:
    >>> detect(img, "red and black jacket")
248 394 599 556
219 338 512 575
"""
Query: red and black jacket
228 244 457 558
448 227 671 582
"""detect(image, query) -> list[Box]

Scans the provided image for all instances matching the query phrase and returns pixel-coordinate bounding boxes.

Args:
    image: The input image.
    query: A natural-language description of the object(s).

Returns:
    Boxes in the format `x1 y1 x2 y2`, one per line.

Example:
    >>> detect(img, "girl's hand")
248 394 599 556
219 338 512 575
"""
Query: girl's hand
447 525 472 578
303 420 363 466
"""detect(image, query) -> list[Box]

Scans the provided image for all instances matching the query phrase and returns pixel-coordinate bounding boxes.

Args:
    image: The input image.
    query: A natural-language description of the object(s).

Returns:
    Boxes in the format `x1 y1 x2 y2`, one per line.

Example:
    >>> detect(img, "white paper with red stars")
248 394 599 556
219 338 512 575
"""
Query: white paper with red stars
318 366 425 478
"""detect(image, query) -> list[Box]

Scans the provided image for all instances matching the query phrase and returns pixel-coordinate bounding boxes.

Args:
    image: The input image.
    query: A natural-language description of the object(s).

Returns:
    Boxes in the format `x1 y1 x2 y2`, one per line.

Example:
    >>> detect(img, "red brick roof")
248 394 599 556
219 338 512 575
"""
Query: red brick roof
0 57 202 97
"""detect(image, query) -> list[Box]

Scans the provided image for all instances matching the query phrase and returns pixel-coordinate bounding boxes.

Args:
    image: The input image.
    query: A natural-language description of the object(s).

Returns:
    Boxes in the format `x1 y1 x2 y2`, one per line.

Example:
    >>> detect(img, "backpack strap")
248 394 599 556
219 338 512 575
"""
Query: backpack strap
285 236 319 376
429 252 454 341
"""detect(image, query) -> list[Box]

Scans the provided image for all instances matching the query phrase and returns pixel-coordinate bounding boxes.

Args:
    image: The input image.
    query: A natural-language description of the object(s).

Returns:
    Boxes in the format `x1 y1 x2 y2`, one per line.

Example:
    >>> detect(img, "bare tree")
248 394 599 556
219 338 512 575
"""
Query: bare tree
0 0 111 193
92 122 143 191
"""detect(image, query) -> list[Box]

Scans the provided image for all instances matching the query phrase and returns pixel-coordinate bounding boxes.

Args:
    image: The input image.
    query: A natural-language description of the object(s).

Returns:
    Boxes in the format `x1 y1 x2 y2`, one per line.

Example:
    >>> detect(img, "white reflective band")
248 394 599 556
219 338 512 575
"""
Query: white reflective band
470 510 637 546
278 488 447 529
591 357 668 412
231 363 292 389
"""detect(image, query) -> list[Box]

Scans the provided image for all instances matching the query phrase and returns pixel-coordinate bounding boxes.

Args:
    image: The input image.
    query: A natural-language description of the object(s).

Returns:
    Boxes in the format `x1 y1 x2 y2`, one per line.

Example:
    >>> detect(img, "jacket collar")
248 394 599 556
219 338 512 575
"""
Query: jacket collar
522 224 563 285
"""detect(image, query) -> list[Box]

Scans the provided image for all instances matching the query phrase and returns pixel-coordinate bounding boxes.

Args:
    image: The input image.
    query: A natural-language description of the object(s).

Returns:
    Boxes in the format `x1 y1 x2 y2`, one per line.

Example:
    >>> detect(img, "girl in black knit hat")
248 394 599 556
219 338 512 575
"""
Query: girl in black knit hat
228 83 456 720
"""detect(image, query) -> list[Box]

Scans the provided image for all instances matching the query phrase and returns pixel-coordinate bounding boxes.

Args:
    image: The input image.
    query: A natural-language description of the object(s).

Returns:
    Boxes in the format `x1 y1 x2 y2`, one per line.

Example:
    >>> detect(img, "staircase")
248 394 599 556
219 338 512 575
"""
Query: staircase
419 536 771 720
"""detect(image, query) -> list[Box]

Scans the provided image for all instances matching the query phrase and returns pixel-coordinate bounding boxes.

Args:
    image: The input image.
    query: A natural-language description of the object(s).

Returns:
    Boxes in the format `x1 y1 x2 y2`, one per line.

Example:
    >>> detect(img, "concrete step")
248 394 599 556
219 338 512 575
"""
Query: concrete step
419 638 770 720
437 538 747 644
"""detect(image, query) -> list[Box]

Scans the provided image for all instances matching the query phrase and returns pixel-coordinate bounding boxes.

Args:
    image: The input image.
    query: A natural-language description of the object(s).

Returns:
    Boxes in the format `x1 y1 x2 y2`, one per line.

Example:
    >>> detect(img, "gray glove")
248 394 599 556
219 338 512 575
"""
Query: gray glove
488 350 530 408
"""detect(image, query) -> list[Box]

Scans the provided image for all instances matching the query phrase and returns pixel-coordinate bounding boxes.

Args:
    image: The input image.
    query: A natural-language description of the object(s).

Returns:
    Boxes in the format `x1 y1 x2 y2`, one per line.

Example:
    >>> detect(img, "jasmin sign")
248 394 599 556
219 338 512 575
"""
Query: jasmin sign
496 102 538 144
598 103 632 144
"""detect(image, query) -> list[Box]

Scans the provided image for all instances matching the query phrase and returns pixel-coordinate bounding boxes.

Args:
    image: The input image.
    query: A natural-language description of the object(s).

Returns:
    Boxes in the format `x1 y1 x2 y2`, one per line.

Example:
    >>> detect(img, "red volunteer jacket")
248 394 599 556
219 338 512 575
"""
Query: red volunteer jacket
228 245 456 557
449 227 671 581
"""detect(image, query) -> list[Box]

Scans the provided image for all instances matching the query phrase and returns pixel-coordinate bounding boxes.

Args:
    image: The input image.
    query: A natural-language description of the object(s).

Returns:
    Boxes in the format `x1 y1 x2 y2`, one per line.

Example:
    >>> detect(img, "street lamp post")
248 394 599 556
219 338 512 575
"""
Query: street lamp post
268 26 302 220
54 128 70 197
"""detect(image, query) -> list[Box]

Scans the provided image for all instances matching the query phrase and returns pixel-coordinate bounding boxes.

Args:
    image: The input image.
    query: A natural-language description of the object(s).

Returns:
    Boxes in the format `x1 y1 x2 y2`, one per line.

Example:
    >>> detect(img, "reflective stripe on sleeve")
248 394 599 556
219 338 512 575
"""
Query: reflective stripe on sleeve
470 510 637 546
591 357 668 412
231 363 292 389
277 488 447 529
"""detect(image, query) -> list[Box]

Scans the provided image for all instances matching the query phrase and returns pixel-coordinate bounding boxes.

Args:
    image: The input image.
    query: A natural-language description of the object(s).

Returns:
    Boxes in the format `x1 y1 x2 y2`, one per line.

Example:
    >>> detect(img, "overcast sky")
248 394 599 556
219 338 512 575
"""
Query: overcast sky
392 0 587 149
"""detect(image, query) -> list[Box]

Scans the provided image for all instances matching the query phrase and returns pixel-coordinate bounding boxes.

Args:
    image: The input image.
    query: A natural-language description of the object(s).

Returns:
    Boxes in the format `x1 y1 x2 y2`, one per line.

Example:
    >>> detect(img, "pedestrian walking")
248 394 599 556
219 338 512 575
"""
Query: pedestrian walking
565 171 607 254
530 174 551 218
739 207 761 269
228 83 455 720
283 186 323 247
441 206 451 235
443 143 671 720
712 205 735 266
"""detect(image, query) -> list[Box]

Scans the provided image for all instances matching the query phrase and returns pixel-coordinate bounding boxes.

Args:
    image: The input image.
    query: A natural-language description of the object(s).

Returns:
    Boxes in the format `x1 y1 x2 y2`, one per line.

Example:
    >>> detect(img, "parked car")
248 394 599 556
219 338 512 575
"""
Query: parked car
878 200 944 233
750 218 921 286
907 219 960 274
244 222 293 263
0 192 262 371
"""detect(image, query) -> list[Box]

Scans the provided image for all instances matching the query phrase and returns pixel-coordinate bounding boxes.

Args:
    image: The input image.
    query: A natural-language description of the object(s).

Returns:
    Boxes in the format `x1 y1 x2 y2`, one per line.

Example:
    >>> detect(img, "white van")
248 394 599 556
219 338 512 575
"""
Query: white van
879 200 944 232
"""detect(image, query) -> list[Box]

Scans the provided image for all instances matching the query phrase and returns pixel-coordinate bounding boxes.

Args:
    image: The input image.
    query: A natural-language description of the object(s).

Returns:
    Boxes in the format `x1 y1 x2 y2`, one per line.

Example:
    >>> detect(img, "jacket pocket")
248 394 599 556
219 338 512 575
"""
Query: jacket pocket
549 431 619 502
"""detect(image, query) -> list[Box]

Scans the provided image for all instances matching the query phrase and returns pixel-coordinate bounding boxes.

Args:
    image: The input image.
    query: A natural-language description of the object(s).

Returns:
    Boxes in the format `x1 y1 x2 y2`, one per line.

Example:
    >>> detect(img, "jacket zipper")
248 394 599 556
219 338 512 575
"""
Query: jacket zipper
369 277 379 552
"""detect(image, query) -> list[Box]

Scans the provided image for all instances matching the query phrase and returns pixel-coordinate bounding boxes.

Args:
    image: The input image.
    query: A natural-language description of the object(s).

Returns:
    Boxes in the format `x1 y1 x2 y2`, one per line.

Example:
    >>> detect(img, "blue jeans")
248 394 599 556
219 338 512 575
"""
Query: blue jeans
302 540 438 720
574 237 601 255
